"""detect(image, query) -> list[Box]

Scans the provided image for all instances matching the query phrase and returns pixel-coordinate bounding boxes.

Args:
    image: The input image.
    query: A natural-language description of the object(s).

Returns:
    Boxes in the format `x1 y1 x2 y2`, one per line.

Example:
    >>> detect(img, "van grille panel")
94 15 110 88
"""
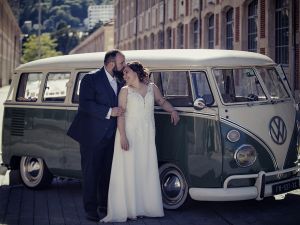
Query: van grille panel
10 109 25 136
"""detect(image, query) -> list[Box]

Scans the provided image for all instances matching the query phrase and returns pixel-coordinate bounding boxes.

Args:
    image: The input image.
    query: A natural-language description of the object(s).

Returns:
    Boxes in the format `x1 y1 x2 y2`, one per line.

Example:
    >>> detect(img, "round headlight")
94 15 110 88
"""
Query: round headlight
227 130 240 142
234 144 257 167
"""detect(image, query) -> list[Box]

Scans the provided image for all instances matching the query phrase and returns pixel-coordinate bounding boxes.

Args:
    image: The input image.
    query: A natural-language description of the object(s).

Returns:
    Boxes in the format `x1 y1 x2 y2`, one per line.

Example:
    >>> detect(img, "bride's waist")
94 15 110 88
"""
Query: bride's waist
125 115 154 120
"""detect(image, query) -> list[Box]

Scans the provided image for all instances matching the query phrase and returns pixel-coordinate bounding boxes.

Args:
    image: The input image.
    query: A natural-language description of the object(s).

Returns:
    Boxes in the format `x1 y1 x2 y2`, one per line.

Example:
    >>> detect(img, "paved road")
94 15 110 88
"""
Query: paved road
0 174 300 225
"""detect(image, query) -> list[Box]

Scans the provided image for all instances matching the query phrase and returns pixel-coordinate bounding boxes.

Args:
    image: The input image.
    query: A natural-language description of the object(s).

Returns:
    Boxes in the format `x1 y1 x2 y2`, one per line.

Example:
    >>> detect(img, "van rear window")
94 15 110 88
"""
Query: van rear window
16 73 43 102
72 72 88 103
43 73 70 102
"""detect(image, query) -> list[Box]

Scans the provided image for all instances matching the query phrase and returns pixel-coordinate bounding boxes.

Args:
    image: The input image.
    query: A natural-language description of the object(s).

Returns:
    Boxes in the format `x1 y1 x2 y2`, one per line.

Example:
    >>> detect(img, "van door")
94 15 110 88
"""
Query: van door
153 70 222 188
64 71 88 178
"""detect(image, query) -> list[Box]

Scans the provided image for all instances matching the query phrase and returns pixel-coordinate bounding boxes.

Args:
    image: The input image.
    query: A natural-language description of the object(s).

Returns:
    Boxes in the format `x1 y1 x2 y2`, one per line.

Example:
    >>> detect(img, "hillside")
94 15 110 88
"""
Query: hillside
19 0 113 32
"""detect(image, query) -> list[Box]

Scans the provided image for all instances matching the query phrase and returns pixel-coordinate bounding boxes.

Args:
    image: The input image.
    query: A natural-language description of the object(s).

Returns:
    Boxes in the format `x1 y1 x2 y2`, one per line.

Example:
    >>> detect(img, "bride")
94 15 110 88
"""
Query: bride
101 61 180 222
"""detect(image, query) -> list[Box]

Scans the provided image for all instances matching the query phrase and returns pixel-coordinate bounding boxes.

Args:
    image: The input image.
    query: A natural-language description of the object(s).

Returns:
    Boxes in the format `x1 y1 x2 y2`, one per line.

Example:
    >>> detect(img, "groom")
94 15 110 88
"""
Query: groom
67 49 126 221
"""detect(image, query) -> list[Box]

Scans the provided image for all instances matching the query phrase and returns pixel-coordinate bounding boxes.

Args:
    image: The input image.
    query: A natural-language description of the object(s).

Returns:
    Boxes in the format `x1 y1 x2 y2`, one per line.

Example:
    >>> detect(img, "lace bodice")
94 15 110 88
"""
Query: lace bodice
125 83 154 121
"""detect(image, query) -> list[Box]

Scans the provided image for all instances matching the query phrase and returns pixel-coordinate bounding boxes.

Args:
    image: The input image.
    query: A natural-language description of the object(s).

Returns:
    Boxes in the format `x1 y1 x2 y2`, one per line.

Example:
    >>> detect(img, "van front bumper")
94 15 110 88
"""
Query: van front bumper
189 166 300 201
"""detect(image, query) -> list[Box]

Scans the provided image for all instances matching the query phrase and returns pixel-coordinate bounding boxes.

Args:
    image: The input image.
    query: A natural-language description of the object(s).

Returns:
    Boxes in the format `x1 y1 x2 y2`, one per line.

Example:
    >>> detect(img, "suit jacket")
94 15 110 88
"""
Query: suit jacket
67 67 121 147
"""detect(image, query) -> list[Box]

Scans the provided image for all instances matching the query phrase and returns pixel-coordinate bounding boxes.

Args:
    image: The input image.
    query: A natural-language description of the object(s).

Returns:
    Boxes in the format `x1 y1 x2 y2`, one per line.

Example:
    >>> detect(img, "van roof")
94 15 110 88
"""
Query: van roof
16 49 275 72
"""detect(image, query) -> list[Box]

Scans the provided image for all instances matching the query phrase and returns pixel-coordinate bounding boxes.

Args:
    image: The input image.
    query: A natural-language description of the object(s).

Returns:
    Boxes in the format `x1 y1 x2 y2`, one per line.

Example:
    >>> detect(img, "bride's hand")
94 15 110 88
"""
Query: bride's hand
170 110 180 125
120 135 129 151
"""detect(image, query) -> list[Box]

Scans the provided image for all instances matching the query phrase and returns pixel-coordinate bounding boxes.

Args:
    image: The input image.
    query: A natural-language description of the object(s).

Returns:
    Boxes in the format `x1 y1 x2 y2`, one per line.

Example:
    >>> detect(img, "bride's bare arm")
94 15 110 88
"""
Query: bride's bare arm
118 87 129 150
153 84 180 125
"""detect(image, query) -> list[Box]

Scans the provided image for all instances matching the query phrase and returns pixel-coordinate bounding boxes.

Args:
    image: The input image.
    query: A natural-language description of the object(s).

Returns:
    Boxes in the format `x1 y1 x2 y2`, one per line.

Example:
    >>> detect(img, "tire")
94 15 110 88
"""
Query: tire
20 156 53 189
159 163 189 209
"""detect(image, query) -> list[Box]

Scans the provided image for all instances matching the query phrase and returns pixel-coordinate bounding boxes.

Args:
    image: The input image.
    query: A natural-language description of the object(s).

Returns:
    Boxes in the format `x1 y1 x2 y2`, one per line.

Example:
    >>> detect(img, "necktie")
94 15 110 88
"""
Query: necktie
111 78 117 95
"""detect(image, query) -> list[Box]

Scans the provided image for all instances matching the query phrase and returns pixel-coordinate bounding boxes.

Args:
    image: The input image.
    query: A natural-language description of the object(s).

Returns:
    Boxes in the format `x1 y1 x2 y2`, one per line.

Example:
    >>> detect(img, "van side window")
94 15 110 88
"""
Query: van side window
16 73 43 102
213 68 267 103
152 71 192 107
72 72 88 103
191 71 214 106
257 67 290 99
152 72 163 93
43 73 70 102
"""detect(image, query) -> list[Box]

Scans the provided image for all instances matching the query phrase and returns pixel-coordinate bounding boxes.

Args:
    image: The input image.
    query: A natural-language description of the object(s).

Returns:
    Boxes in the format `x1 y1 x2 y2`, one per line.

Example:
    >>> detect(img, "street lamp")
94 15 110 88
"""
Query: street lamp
38 0 42 58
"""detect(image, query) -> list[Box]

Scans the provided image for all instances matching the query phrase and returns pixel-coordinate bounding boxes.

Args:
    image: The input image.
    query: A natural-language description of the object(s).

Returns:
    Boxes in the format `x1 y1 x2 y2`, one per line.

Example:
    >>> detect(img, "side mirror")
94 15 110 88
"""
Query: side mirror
193 98 206 110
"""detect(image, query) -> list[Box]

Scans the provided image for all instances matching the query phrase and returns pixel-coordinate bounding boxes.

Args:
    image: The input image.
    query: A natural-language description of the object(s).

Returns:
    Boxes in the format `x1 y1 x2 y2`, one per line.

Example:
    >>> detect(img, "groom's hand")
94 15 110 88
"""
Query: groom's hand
111 107 125 117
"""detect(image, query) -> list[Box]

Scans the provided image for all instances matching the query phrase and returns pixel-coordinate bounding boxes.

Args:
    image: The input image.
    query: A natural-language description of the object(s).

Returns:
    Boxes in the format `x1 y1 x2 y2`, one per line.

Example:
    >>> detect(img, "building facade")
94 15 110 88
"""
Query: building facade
114 0 300 99
69 21 114 54
0 0 21 87
88 4 114 30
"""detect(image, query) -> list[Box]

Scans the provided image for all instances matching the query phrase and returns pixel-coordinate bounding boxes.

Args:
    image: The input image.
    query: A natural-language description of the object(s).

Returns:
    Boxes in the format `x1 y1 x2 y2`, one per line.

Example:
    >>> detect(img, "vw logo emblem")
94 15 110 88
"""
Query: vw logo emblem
269 116 287 145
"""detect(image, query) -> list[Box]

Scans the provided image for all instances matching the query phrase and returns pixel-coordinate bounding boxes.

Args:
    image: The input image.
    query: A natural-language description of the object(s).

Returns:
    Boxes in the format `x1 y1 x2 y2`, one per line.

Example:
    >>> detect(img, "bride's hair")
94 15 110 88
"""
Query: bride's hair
127 61 150 83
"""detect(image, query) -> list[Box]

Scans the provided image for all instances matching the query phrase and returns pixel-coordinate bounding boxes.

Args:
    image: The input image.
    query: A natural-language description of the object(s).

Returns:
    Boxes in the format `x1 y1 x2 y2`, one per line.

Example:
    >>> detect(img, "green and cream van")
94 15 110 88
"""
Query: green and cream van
1 49 299 209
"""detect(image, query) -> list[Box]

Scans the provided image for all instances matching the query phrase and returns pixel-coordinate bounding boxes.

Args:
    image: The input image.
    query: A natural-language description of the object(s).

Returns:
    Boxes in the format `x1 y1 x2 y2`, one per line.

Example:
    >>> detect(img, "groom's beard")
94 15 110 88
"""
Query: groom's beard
113 67 124 84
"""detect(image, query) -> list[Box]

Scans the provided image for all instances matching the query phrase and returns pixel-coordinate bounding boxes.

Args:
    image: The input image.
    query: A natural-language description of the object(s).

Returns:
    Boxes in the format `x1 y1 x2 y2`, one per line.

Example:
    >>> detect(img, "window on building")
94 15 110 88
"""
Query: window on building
177 23 184 49
226 8 234 50
191 19 199 48
150 33 155 49
166 27 172 49
158 31 164 49
144 36 148 49
275 0 289 66
248 0 258 52
138 38 142 50
208 14 214 49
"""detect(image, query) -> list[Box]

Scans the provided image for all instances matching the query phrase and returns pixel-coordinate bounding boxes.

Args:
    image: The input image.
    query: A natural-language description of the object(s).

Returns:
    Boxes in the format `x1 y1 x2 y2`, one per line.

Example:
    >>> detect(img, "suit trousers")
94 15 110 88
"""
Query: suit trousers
80 136 115 214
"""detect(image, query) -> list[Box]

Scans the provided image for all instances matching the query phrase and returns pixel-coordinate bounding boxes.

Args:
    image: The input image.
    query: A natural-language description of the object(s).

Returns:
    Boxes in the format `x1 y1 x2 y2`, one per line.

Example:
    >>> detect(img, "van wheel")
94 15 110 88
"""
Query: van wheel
159 163 189 209
20 156 53 189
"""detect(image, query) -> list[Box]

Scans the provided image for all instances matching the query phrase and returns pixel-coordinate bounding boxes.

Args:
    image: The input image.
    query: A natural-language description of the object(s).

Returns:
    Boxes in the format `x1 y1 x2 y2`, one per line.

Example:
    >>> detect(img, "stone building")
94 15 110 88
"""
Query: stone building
69 21 114 54
0 0 21 87
114 0 300 98
88 4 114 30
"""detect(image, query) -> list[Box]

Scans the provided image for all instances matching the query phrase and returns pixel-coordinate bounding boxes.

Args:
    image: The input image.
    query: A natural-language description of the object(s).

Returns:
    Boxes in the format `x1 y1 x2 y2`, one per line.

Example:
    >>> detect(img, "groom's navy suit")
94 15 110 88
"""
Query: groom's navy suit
67 67 121 214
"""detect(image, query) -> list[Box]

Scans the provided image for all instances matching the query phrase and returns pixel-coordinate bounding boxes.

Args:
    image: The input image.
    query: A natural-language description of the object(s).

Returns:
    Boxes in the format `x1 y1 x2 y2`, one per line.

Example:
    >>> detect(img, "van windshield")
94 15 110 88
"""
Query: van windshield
213 68 267 104
256 67 290 99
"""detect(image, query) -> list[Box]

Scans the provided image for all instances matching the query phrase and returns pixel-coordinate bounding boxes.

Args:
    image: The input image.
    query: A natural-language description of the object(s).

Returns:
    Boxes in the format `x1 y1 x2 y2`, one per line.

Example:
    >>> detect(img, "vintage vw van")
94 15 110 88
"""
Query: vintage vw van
1 49 299 209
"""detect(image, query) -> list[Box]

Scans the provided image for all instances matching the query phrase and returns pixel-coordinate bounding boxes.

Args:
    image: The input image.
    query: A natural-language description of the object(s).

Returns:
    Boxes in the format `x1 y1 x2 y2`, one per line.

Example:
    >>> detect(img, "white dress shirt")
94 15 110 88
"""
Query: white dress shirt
104 67 117 119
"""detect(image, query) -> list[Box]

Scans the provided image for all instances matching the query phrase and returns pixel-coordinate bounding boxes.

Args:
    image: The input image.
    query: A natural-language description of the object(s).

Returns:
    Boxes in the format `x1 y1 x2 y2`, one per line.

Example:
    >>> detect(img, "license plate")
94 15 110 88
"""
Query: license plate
272 179 300 195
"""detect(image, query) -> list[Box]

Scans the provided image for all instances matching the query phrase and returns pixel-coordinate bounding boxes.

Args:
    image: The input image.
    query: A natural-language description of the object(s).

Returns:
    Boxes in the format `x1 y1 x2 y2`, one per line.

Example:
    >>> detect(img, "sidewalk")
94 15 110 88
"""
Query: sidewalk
0 85 10 184
0 85 10 154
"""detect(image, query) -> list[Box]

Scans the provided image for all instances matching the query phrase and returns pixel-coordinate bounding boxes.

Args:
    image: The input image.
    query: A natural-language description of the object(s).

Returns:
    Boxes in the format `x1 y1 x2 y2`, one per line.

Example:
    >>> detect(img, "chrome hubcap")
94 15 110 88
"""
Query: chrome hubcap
161 170 185 205
22 157 43 184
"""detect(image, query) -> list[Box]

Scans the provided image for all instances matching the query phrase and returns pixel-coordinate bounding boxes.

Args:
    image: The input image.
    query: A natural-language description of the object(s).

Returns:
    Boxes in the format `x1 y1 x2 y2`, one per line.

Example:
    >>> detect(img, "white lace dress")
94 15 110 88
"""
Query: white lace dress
101 83 164 222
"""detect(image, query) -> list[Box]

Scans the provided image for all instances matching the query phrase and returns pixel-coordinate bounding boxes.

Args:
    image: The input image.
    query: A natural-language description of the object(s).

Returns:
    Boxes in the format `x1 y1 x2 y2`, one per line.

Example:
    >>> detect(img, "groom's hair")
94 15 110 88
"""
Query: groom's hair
104 49 123 65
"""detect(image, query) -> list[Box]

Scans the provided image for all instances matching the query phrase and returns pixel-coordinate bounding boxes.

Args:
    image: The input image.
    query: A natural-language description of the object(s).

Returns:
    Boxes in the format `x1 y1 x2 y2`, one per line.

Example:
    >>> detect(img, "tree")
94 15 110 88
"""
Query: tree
51 22 80 54
22 34 62 63
88 20 103 34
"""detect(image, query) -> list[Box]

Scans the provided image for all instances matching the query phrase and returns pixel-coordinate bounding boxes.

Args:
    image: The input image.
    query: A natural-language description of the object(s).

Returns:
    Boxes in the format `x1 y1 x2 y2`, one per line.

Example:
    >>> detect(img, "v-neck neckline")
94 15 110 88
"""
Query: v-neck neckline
130 84 150 99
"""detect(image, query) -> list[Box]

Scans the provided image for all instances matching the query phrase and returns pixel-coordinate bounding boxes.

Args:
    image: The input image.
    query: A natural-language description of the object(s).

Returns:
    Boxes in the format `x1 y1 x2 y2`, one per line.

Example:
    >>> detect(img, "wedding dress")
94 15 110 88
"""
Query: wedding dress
101 83 164 222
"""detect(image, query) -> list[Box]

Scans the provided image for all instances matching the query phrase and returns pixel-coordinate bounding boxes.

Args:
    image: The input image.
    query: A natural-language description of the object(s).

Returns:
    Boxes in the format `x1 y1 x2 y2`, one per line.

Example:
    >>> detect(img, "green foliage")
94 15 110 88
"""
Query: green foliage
88 20 103 34
51 22 80 54
19 0 112 55
22 34 62 63
19 0 107 31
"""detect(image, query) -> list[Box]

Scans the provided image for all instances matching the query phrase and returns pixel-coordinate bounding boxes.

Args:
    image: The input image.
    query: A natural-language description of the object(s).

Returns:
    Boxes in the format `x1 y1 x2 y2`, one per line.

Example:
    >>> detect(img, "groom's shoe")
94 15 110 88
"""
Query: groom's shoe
97 206 107 220
85 211 100 222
